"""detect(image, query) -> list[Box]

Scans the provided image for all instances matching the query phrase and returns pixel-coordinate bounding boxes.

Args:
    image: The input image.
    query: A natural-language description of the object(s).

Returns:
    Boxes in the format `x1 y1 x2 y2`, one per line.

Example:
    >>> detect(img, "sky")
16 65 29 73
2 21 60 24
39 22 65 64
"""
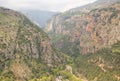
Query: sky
0 0 97 12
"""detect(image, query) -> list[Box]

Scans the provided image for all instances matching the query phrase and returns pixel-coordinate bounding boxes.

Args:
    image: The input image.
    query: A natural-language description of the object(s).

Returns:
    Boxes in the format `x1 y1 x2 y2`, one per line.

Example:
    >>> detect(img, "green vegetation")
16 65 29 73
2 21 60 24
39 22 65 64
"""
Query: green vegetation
1 2 120 81
0 70 16 81
51 34 66 43
112 41 120 54
73 42 120 81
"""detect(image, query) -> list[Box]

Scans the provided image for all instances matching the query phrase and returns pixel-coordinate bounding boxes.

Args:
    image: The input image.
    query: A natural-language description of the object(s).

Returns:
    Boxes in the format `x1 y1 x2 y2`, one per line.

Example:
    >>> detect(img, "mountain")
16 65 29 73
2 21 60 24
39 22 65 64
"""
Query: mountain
69 0 120 12
20 9 58 27
45 0 120 81
95 0 120 4
0 0 120 81
73 42 120 81
0 7 83 81
45 0 120 55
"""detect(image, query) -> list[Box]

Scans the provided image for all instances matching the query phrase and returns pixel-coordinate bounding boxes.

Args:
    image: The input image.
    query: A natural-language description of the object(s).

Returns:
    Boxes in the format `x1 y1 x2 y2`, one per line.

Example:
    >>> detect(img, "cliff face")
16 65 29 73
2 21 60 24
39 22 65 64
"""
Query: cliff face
0 7 62 64
0 7 65 81
45 2 120 55
45 2 120 81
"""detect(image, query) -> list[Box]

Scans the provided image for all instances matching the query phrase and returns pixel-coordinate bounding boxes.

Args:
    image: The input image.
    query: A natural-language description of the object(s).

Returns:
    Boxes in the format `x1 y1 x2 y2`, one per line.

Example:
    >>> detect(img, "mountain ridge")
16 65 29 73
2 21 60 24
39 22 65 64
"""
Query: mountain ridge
0 7 70 81
45 2 120 55
45 1 120 81
0 0 120 81
69 0 120 13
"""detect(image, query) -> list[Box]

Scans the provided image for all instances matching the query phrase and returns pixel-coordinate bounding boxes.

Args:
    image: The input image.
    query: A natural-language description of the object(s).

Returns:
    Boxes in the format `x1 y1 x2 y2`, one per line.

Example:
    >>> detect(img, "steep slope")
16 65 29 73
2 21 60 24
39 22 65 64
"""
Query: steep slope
45 2 120 55
0 7 72 81
73 41 120 81
45 1 120 81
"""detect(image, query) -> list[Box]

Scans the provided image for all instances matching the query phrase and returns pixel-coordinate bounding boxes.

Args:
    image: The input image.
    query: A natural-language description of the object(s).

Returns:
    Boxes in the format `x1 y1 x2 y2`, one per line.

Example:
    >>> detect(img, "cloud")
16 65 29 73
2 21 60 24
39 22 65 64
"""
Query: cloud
0 0 97 12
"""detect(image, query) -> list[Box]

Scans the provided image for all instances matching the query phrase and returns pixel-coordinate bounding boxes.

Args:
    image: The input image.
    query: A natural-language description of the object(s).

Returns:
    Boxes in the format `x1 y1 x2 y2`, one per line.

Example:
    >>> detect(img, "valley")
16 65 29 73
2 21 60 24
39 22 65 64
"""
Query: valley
0 0 120 81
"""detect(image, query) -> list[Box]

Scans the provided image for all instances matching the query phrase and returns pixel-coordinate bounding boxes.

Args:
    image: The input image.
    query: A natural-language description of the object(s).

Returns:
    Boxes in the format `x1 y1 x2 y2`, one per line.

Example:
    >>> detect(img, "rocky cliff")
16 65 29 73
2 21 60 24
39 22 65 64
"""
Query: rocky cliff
0 7 66 81
45 1 120 81
45 1 120 55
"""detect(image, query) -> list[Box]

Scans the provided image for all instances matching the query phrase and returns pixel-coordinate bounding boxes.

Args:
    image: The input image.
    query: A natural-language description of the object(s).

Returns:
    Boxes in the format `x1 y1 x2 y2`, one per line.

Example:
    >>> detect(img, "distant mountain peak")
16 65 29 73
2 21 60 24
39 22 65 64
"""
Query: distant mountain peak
69 0 120 13
96 0 120 4
20 9 58 27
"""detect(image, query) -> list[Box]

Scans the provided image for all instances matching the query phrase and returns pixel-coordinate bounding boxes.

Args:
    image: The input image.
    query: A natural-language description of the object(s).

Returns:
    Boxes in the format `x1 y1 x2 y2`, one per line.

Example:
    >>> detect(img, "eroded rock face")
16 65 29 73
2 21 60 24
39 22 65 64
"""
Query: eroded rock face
45 3 120 55
0 7 53 63
0 7 65 80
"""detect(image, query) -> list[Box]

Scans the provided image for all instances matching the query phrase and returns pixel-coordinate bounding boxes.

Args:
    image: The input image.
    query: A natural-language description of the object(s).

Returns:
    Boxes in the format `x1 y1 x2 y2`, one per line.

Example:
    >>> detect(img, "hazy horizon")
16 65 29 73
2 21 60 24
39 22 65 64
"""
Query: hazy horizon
0 0 97 12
